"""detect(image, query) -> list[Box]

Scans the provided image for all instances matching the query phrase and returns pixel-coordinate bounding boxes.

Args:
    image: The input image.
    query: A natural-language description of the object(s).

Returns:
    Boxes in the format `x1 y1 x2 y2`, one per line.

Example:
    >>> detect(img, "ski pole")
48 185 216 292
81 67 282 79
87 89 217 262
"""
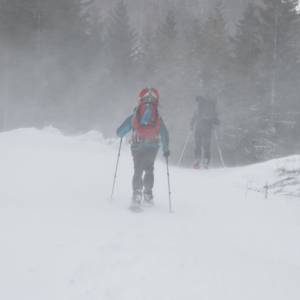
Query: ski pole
178 130 192 166
165 156 173 213
110 138 123 201
214 129 225 168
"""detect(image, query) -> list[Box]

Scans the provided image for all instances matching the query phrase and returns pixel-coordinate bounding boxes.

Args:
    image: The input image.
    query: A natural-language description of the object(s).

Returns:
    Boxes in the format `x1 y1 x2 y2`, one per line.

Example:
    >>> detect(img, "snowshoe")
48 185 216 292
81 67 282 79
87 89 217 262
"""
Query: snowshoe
143 190 154 207
129 190 143 212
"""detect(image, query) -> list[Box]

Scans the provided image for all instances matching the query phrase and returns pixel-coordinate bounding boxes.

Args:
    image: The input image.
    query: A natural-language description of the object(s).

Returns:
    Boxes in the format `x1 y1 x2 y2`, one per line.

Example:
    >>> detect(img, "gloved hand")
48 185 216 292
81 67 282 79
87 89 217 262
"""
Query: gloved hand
116 128 124 138
163 150 170 158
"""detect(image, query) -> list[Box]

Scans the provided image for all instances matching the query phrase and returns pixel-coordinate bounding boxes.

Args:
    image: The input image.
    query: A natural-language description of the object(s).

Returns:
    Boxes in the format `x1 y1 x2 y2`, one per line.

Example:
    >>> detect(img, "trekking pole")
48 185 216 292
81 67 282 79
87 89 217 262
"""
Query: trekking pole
178 130 192 166
165 156 173 213
214 129 225 168
110 138 123 201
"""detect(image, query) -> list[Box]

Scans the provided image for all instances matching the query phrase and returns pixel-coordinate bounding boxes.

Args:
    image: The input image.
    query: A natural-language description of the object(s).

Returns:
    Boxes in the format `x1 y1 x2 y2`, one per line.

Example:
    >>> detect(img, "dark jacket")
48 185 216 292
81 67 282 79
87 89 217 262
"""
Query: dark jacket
191 97 219 134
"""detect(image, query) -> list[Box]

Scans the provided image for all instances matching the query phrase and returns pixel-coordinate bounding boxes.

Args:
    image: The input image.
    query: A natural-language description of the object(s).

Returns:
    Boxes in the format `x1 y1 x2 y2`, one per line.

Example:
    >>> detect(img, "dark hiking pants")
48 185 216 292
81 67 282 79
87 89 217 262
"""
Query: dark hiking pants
194 130 212 164
131 145 159 194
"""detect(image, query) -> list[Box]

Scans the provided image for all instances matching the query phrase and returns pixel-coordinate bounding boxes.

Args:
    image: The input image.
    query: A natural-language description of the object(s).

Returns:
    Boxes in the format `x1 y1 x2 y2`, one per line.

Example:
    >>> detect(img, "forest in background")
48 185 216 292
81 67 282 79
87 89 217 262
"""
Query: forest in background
0 0 300 166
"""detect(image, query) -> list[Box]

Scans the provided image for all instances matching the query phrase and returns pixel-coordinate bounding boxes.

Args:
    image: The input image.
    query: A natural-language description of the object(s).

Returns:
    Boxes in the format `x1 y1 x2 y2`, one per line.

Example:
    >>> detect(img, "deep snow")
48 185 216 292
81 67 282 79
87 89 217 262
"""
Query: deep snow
0 128 299 300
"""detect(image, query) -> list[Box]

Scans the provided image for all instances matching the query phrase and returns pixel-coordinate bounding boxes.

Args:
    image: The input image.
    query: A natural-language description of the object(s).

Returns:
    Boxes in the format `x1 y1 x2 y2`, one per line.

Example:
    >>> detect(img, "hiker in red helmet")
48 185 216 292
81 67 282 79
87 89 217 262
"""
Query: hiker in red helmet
117 88 170 211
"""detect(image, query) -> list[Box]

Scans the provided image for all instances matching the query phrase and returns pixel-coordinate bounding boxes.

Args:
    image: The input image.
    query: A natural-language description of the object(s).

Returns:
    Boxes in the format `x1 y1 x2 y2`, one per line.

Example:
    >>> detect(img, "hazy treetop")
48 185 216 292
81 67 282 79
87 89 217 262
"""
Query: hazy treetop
93 0 255 34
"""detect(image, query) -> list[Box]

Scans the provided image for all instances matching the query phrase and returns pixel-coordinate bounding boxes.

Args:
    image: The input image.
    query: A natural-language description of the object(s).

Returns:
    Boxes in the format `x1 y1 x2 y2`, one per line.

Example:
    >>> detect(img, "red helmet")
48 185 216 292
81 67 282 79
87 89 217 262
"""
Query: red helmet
139 88 159 103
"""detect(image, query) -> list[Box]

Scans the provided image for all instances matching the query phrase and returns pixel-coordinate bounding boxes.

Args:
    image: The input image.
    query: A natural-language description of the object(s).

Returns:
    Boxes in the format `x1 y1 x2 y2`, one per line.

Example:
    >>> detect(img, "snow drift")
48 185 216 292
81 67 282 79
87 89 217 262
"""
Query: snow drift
238 155 300 198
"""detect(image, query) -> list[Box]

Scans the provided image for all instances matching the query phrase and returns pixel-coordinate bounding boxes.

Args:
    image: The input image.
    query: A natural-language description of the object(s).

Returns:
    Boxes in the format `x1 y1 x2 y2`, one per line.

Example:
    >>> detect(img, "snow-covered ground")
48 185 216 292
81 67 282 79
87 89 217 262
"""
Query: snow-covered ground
240 156 300 198
0 128 299 300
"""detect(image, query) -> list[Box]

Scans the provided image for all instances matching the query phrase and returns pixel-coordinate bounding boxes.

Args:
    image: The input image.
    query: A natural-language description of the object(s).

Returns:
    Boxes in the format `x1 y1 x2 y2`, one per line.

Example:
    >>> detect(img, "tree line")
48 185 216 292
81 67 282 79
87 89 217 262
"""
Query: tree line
0 0 299 165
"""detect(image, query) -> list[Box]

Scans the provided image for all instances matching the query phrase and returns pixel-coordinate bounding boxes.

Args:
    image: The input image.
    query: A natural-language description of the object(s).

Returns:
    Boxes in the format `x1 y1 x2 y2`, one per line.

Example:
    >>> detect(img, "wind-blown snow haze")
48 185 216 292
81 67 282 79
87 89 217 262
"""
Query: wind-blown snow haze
0 0 299 164
0 1 300 299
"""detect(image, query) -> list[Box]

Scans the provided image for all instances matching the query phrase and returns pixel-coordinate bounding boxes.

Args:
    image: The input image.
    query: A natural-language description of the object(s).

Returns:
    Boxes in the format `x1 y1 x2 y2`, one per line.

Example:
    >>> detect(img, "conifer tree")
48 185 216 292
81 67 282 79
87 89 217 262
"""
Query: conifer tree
233 3 262 71
229 0 300 161
200 1 230 96
257 0 299 156
0 0 41 129
258 0 298 109
104 0 138 81
152 9 178 73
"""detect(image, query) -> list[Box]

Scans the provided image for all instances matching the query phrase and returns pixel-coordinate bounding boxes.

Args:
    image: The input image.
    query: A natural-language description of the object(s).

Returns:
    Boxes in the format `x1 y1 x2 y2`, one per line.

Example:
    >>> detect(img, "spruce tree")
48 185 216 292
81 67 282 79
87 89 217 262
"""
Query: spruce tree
0 0 41 129
257 0 299 157
151 9 178 75
200 1 230 96
0 0 93 129
0 0 39 49
233 3 262 71
227 3 265 162
34 0 92 129
230 0 300 161
104 0 138 81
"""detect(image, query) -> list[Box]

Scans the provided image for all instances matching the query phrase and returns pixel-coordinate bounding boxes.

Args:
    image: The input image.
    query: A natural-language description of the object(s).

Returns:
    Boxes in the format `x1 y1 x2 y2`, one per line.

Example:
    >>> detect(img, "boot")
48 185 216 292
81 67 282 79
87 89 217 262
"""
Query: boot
130 190 142 211
203 158 209 169
193 159 201 169
143 189 154 206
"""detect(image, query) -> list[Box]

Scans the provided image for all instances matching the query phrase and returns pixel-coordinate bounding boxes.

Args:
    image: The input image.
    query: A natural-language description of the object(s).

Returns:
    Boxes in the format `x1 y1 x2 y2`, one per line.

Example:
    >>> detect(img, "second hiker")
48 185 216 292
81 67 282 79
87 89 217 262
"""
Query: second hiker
190 94 219 169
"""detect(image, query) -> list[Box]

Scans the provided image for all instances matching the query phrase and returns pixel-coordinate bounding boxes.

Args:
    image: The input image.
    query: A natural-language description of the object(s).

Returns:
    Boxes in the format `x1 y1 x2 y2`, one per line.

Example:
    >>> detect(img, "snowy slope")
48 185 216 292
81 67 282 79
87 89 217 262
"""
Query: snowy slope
239 156 300 198
0 128 299 300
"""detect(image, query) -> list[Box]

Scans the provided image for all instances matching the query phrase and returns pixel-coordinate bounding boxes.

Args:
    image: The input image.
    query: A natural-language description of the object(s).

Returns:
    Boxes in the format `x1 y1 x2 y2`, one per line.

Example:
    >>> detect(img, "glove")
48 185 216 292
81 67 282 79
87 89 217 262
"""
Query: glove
116 127 124 138
163 150 170 158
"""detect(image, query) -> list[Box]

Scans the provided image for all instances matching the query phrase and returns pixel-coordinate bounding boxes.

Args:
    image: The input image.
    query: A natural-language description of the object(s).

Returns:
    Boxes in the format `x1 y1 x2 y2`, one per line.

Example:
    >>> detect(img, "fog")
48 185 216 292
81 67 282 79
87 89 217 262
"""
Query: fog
0 0 299 166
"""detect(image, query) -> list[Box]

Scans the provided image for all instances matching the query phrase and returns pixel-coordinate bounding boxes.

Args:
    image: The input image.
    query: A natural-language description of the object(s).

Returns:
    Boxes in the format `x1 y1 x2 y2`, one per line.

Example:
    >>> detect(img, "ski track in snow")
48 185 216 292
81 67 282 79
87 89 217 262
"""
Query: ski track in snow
0 128 299 300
